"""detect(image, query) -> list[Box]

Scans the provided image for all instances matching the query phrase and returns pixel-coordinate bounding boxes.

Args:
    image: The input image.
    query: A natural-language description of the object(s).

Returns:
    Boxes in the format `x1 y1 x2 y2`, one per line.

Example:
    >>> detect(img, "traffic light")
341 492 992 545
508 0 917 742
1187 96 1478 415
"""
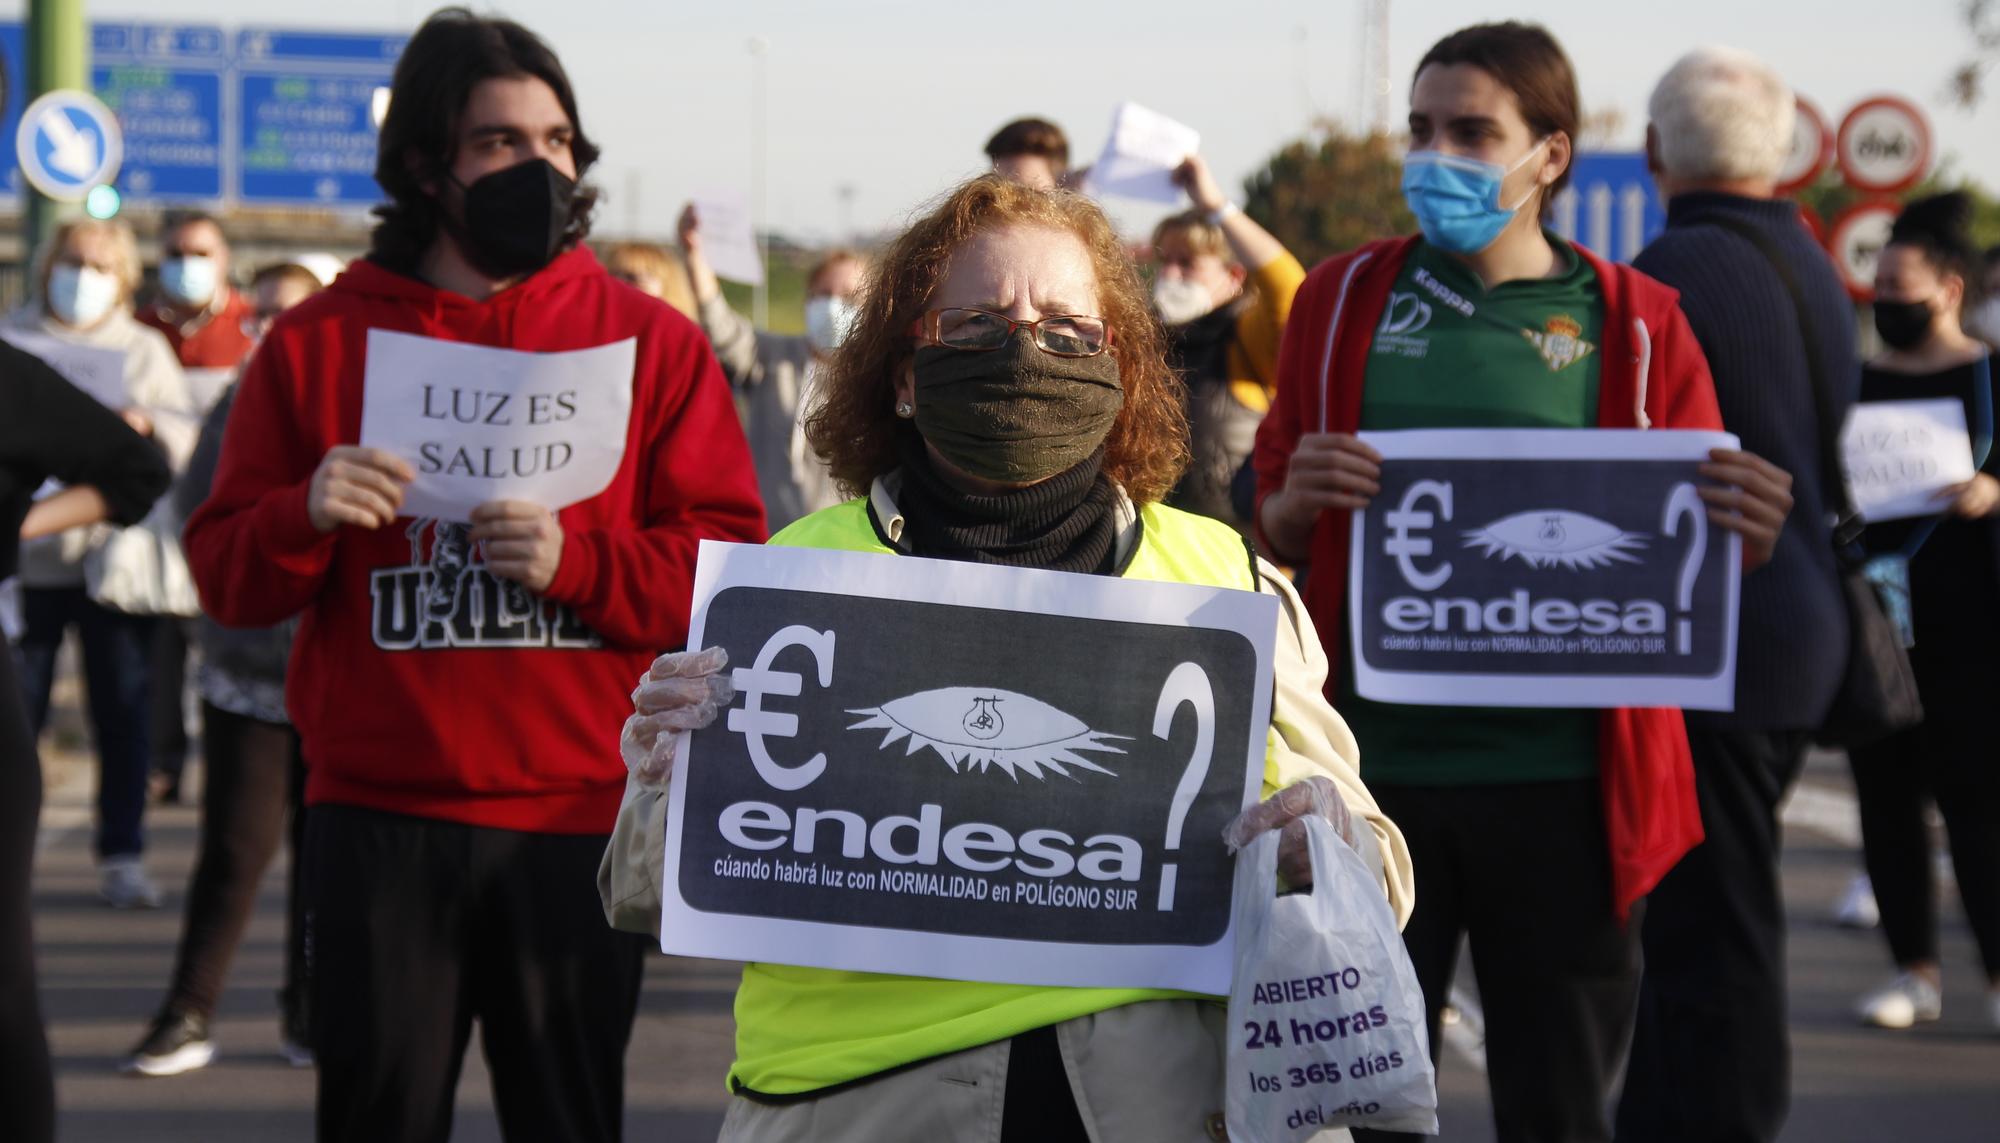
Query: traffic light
84 183 120 219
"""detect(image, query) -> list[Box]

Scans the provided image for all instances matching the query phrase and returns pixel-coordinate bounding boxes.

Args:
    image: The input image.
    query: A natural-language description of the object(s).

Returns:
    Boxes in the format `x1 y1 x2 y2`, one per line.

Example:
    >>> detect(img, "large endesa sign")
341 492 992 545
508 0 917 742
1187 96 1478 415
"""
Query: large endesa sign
1347 429 1742 711
658 540 1279 995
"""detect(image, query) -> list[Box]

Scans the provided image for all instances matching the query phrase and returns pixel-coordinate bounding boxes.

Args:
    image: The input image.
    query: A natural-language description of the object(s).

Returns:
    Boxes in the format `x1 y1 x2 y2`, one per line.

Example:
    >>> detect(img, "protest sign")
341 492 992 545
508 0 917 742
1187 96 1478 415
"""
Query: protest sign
1348 429 1742 711
659 540 1279 994
691 191 765 287
1087 102 1200 204
1 330 129 408
184 367 237 414
1842 398 1976 522
357 329 635 523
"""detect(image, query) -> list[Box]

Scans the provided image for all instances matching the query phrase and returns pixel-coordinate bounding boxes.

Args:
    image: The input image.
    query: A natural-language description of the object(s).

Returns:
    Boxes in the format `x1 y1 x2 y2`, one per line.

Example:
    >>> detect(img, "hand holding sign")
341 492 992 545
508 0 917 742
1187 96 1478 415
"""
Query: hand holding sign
469 501 564 592
307 446 413 532
1089 102 1201 204
1943 472 2000 518
1696 448 1794 570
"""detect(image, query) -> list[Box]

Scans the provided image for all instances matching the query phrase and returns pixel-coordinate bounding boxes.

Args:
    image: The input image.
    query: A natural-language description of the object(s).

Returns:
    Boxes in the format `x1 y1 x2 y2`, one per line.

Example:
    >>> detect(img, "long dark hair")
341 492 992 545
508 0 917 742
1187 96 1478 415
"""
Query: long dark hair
369 8 602 267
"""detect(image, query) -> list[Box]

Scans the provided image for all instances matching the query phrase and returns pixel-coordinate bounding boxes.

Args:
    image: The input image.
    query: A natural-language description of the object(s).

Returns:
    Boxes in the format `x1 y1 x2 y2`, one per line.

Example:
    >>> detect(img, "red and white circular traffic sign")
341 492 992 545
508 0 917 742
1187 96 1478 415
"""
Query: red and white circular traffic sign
1776 97 1832 196
1835 96 1931 194
1827 201 1902 302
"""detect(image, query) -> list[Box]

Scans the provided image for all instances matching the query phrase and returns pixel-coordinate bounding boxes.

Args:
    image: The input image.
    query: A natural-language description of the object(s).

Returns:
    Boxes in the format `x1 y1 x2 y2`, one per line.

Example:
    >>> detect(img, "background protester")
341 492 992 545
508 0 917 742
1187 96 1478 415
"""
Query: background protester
615 173 1409 1143
1153 152 1305 529
681 201 864 530
985 116 1070 190
1 341 171 1143
1615 46 1856 1143
1847 192 2000 1036
183 11 765 1139
124 261 332 1079
1252 23 1794 1143
139 211 258 806
9 218 196 911
605 240 698 318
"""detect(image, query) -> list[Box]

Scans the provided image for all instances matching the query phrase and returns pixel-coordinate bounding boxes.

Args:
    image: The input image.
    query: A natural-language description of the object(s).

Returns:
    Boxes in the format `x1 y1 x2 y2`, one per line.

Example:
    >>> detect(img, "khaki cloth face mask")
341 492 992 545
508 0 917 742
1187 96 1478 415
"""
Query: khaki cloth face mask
910 333 1124 484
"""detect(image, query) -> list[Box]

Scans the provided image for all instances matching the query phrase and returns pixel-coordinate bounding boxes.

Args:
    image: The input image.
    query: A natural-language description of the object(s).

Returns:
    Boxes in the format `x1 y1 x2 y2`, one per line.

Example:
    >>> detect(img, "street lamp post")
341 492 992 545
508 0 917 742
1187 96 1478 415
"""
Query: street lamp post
748 35 767 329
25 0 88 258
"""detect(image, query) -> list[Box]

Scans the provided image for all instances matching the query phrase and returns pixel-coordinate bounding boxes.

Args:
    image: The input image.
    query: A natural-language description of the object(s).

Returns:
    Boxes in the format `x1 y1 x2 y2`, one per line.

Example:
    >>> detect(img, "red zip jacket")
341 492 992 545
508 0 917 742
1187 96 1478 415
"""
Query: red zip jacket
184 247 767 833
1251 235 1717 919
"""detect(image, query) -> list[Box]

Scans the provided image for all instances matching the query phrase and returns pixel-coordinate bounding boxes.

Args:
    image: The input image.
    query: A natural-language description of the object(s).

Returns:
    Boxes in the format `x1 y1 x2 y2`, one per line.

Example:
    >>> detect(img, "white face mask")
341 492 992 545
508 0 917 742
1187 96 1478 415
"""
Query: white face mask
159 254 220 308
804 296 858 353
1153 276 1215 326
47 265 120 328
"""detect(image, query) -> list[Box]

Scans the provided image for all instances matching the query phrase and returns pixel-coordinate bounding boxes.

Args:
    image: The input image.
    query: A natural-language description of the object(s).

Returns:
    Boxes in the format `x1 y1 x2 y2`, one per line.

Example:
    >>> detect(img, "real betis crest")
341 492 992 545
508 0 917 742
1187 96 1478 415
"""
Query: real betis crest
1523 315 1596 372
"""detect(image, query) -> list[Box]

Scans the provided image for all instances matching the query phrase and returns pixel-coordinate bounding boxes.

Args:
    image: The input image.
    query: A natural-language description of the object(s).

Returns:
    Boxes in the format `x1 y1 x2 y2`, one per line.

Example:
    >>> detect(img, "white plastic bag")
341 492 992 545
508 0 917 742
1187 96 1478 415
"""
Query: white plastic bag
1226 815 1438 1138
84 500 200 617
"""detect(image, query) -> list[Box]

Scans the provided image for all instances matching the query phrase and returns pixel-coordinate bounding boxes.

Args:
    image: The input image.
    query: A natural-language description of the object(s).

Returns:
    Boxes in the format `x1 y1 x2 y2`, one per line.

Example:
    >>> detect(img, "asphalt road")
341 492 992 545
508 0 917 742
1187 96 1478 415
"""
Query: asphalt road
28 750 2000 1141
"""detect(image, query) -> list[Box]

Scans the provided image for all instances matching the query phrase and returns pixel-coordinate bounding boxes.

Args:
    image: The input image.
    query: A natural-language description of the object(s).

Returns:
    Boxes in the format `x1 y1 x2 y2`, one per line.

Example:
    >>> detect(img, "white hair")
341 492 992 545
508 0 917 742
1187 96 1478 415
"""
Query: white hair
1648 46 1796 182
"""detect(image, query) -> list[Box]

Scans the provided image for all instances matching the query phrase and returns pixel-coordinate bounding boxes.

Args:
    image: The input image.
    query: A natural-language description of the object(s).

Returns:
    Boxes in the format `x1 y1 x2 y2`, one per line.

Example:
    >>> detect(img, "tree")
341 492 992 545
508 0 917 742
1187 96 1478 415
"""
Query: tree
1951 0 2000 107
1242 124 1412 268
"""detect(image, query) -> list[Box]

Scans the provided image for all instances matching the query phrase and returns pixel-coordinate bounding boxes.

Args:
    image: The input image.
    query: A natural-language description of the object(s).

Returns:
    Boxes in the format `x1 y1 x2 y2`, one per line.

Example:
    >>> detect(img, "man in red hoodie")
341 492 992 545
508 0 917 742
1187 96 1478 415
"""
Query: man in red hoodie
1253 23 1795 1143
183 11 766 1140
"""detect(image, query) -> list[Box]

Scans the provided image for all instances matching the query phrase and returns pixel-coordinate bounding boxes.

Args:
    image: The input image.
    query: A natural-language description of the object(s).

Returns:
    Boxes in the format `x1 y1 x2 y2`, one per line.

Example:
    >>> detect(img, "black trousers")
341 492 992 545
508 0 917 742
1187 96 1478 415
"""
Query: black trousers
1356 779 1641 1143
161 704 306 1022
148 618 194 784
0 649 55 1143
305 804 647 1143
1848 697 2000 979
1616 728 1810 1143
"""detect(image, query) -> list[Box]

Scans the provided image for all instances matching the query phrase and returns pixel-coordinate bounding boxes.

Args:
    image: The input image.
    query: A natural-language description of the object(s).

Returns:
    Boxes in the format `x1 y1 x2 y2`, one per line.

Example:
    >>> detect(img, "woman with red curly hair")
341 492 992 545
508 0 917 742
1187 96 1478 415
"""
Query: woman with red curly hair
611 175 1414 1142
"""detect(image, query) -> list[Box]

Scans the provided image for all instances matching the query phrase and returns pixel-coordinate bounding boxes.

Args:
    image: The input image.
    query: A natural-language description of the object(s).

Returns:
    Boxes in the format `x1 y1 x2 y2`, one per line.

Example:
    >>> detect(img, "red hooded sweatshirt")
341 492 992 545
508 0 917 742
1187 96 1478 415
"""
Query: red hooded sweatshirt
184 247 767 834
1252 235 1717 919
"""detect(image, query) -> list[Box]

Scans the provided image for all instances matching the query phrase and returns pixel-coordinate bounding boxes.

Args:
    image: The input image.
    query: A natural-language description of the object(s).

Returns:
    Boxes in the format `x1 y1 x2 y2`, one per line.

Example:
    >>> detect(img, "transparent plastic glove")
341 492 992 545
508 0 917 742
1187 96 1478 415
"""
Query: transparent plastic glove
619 646 734 787
1221 775 1357 890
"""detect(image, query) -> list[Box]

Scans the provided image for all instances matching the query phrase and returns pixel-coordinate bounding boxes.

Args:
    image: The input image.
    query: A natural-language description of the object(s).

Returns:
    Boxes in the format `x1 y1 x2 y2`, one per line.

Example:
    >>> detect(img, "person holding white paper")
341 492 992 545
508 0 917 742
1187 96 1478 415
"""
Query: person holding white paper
681 201 866 529
1153 153 1306 529
182 12 766 1140
1847 192 2000 1036
1250 23 1795 1143
7 217 195 912
612 174 1411 1143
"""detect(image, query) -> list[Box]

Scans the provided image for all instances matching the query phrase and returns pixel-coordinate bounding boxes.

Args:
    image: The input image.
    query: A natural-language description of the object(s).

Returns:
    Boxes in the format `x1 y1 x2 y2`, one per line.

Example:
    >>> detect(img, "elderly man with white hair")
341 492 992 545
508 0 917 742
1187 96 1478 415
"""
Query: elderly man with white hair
1616 45 1858 1143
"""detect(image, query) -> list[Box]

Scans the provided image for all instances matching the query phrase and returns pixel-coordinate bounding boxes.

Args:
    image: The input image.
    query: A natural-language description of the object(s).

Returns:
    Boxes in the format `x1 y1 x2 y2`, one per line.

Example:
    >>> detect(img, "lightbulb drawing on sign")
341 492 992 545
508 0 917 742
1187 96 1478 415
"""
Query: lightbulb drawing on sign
847 687 1129 780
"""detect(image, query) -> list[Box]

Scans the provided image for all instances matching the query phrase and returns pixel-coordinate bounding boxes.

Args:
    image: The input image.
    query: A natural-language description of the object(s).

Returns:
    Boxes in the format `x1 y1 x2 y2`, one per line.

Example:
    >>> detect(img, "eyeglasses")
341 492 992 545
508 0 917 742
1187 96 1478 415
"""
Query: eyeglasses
912 307 1113 358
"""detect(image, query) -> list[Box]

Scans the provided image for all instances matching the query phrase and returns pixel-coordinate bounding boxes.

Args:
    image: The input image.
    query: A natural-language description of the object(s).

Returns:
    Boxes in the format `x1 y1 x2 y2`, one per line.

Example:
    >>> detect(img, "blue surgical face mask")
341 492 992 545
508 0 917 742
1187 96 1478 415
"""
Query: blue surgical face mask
47 264 121 328
1401 137 1550 255
159 255 219 307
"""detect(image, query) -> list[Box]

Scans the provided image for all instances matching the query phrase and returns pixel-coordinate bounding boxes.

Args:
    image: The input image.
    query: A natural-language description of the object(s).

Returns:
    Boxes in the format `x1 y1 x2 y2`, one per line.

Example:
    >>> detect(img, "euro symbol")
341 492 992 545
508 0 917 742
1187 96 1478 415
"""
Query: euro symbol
727 624 836 791
1383 479 1454 591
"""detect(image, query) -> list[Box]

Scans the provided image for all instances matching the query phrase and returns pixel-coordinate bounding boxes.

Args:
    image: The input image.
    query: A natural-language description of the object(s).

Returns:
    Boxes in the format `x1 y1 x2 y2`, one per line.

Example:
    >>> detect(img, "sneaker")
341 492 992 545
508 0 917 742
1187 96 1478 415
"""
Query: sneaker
1857 972 1942 1029
279 998 313 1068
279 1036 314 1069
123 1010 215 1077
1833 874 1879 929
99 859 162 910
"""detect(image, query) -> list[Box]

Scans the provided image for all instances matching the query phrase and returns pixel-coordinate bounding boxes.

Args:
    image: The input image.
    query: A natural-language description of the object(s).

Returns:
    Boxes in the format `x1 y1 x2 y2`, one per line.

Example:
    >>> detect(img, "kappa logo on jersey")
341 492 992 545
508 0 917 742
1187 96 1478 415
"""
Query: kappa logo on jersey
1523 315 1596 372
368 518 600 651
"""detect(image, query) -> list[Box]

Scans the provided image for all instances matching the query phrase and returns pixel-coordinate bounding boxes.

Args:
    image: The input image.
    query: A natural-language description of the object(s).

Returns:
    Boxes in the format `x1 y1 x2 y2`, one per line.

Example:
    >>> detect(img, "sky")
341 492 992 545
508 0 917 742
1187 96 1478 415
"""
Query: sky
50 0 2000 243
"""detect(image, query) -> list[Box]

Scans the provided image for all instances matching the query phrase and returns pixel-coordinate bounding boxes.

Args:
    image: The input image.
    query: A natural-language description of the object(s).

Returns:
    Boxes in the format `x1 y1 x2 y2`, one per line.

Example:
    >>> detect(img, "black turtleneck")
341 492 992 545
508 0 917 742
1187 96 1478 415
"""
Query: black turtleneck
890 431 1121 575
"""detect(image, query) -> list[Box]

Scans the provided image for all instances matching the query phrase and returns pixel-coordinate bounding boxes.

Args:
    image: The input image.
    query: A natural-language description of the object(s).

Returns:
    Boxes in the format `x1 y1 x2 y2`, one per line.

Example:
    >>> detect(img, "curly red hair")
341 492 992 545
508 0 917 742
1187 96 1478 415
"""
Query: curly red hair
806 175 1189 504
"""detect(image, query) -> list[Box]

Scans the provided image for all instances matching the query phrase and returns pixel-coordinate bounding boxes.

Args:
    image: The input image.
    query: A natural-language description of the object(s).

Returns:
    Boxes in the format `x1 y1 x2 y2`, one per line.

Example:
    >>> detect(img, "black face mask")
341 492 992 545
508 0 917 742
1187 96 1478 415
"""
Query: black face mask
1874 297 1937 351
450 158 577 278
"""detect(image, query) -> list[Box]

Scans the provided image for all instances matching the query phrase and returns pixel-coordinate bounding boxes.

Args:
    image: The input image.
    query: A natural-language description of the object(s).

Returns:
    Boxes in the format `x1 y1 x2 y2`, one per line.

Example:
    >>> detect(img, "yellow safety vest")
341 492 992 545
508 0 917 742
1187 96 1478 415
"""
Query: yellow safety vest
729 495 1281 1096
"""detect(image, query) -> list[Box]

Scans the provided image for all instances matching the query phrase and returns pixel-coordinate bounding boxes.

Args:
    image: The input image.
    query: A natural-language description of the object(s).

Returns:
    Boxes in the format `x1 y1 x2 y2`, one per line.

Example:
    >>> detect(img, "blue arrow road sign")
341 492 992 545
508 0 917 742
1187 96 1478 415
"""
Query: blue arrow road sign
1552 152 1666 264
16 89 122 201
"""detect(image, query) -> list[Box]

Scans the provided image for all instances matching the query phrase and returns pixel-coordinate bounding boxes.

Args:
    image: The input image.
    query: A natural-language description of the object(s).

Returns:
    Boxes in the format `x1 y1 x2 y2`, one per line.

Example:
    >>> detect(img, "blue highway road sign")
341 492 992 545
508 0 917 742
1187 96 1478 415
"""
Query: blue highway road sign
92 22 228 203
1552 151 1667 264
235 28 404 207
